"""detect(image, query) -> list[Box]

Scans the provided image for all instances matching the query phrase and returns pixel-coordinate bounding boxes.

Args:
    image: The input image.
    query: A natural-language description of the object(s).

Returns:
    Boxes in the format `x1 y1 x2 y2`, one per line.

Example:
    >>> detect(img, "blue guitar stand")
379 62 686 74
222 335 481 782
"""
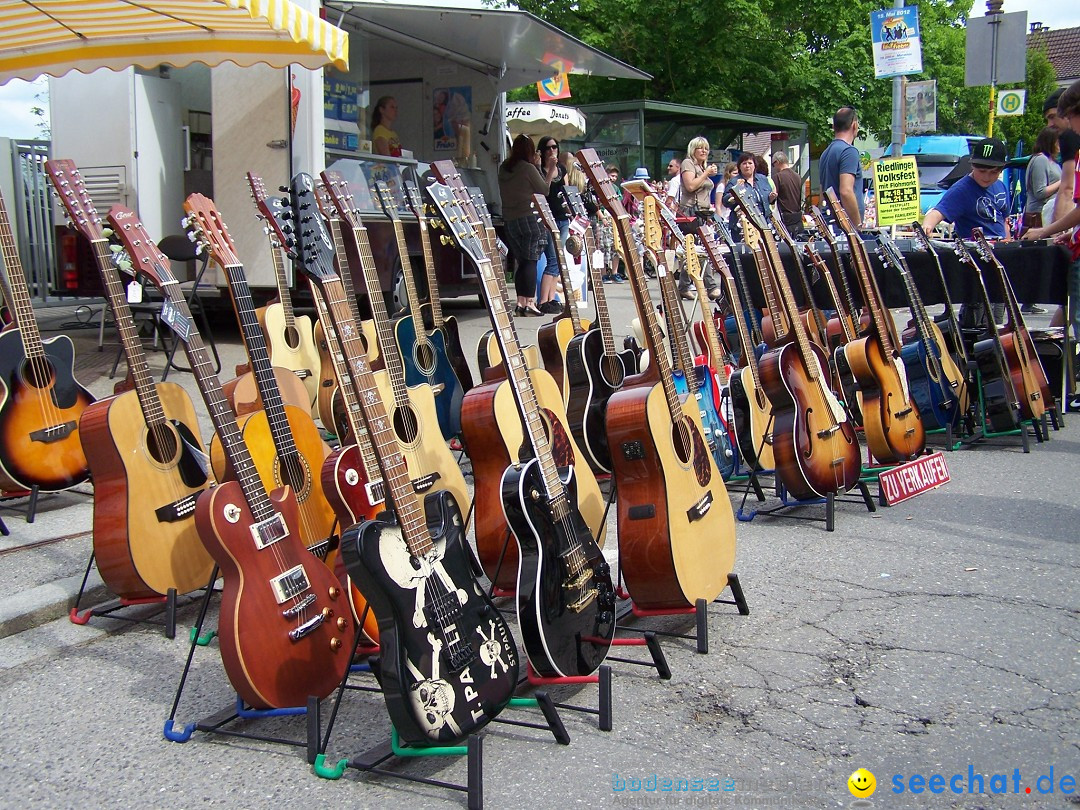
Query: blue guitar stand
161 565 326 762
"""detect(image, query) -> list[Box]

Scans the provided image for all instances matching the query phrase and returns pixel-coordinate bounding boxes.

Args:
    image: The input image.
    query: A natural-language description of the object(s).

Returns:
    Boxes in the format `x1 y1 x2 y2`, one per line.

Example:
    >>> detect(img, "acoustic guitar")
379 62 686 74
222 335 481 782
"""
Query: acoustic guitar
579 147 736 610
373 180 465 440
731 185 862 499
46 158 212 599
184 194 339 569
970 229 1052 422
108 204 354 710
825 189 924 464
876 232 969 430
0 186 93 493
290 171 518 744
910 222 971 374
430 181 616 679
245 172 321 418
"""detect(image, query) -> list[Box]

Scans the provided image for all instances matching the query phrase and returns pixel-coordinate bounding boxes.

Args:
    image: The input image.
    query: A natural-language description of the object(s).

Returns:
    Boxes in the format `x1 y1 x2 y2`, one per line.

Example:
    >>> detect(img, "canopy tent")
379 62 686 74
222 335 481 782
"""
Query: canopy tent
0 0 349 85
505 102 587 141
323 2 650 93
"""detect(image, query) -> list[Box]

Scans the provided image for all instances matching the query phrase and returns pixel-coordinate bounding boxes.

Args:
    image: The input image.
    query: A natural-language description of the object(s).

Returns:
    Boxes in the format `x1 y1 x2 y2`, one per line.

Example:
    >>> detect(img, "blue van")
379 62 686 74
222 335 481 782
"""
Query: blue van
902 135 984 214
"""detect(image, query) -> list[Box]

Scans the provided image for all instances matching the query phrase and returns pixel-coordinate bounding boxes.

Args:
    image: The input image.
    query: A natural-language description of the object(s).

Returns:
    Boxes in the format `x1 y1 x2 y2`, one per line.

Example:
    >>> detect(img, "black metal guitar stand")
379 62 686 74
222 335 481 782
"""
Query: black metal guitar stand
0 483 93 524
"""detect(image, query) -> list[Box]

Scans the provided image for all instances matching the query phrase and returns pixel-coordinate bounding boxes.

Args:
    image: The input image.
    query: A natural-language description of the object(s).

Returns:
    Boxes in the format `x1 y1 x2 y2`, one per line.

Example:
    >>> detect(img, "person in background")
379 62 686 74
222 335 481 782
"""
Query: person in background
1024 79 1080 408
819 106 864 227
599 164 628 283
772 151 805 231
1020 126 1060 313
754 154 780 220
665 157 683 202
535 136 568 313
498 134 550 316
678 137 720 300
371 96 402 157
721 151 773 242
716 162 739 224
924 137 1011 326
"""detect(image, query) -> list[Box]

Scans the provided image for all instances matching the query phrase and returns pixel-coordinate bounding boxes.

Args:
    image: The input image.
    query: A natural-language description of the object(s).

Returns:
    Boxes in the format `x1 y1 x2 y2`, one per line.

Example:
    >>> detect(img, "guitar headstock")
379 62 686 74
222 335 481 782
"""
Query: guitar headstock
182 193 239 269
319 170 363 230
696 223 732 280
823 189 857 238
373 180 401 221
45 159 105 242
729 184 769 238
808 204 839 249
246 171 295 256
532 193 560 236
289 172 339 287
106 205 179 291
642 195 663 253
951 236 980 269
910 221 934 253
576 148 628 220
562 184 588 221
739 213 761 250
425 181 489 269
402 180 427 223
969 228 996 264
683 233 703 283
875 230 908 273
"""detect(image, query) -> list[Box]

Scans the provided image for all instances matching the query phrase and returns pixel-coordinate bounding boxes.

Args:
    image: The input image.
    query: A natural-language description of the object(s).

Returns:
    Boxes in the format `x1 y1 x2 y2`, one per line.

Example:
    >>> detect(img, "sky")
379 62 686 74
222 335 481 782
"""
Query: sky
0 1 1075 141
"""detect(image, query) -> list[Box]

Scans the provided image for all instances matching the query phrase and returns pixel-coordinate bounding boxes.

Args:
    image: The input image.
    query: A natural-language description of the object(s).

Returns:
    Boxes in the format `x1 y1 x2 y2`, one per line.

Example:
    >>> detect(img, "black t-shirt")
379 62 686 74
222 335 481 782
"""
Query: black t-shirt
545 164 568 222
1059 130 1079 164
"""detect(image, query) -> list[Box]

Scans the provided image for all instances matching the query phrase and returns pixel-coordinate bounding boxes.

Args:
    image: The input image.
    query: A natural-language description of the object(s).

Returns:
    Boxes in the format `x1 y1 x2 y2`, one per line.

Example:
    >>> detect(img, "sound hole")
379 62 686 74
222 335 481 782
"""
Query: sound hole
146 422 180 465
276 452 313 499
284 325 301 350
671 417 694 466
599 354 625 390
392 403 421 445
414 338 437 376
21 357 55 390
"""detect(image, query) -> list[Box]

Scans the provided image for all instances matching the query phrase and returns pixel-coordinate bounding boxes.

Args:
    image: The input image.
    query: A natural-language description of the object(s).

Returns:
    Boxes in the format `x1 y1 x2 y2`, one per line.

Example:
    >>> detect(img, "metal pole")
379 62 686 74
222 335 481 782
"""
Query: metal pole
890 0 904 157
986 0 1003 137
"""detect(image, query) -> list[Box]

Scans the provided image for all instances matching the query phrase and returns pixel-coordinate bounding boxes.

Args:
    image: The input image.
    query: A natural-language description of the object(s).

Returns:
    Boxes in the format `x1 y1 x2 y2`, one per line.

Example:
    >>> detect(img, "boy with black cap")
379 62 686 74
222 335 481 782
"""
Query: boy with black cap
922 137 1010 239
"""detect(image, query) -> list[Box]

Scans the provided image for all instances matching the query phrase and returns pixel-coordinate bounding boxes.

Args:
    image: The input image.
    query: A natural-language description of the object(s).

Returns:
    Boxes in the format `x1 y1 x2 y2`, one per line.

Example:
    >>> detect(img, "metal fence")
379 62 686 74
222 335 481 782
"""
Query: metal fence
7 139 55 303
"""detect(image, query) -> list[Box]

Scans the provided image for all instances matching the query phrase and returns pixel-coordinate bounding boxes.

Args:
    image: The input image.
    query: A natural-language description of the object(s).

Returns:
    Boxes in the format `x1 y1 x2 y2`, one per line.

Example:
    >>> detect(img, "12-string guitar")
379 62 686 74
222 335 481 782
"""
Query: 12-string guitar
429 180 615 679
579 148 736 610
731 184 861 499
0 187 94 493
108 204 354 709
290 172 518 743
46 159 212 599
373 180 465 440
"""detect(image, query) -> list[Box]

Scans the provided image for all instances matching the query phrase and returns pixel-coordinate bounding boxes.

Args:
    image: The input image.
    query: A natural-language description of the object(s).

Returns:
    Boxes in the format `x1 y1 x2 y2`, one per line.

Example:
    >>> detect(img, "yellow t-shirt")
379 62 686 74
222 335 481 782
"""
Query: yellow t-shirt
373 124 402 157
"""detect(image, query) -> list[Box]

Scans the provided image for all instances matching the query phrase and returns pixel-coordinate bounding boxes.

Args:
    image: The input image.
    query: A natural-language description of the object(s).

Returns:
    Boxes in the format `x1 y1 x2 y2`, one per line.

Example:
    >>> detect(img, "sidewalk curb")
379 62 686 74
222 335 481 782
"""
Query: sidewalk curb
0 572 109 640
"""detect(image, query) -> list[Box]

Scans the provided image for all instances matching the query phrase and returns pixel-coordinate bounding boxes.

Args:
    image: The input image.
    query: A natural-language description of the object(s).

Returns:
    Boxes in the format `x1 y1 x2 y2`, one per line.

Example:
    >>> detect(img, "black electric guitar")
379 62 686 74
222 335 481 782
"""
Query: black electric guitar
428 180 615 679
910 222 970 374
952 238 1022 432
108 204 354 710
289 172 518 743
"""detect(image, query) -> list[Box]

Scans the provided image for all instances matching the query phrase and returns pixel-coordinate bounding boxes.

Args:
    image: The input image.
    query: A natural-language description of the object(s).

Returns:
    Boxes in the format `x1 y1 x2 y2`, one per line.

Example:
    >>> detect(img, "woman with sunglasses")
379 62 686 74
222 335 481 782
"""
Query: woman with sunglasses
535 136 569 313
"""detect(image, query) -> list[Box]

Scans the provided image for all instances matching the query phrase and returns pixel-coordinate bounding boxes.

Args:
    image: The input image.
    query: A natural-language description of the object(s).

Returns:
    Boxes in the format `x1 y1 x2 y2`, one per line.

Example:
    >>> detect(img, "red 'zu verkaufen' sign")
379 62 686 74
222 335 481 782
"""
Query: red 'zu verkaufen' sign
878 451 950 505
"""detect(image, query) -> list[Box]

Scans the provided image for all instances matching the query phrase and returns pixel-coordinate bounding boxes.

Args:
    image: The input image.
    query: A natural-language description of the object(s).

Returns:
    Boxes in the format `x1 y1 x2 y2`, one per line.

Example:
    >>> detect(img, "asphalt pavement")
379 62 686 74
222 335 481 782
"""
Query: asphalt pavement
0 279 1076 810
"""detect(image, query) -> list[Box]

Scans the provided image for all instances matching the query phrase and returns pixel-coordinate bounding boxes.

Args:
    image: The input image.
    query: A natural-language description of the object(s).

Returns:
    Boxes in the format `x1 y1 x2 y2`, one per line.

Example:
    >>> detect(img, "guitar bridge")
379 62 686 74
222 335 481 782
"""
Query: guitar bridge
155 493 200 523
816 425 840 439
562 568 598 613
895 407 914 418
293 369 312 379
282 593 316 618
288 612 325 641
29 421 77 444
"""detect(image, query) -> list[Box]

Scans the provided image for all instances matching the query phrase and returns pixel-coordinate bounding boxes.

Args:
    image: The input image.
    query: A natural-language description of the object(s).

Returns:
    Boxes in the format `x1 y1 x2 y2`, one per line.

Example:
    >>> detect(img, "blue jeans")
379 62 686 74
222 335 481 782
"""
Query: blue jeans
537 220 569 298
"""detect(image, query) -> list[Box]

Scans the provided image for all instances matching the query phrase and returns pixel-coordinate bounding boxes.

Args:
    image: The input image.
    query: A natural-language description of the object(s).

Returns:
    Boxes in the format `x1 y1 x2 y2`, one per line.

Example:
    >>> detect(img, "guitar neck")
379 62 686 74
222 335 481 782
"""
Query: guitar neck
579 221 619 358
743 221 791 342
412 204 445 329
0 190 45 358
774 221 828 342
533 194 585 333
716 221 765 345
683 235 730 383
268 238 297 330
700 227 763 386
809 206 863 327
805 242 856 342
386 212 430 339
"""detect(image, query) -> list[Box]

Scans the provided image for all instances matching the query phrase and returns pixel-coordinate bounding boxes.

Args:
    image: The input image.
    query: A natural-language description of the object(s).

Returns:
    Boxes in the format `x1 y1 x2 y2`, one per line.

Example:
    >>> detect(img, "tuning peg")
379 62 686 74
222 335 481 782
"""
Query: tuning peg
109 244 123 254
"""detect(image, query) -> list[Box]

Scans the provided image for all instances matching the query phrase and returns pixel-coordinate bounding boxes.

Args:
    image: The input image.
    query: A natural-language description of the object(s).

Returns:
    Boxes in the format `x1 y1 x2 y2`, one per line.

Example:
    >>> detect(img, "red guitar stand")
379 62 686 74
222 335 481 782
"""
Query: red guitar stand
523 661 615 732
68 550 192 638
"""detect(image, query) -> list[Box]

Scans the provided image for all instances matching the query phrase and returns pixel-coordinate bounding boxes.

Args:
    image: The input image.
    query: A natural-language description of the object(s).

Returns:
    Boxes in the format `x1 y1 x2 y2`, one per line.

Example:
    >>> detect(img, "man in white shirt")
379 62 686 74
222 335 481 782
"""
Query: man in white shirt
665 158 682 201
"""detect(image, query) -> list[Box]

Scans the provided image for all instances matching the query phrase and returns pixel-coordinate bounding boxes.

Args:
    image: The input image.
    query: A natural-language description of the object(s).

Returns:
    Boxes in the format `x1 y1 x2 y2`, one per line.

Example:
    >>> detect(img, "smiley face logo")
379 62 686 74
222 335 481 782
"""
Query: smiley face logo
848 768 876 797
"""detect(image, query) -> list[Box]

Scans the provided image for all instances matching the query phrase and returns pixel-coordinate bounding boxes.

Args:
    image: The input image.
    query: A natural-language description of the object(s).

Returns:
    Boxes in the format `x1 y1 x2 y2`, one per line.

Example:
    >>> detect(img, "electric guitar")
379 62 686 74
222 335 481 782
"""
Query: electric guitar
561 184 635 474
373 180 465 440
246 172 321 417
108 204 354 709
876 232 969 430
714 217 765 353
952 238 1023 432
183 194 339 565
290 172 518 744
429 180 615 679
731 184 861 499
402 180 475 394
46 158 212 599
698 224 776 471
0 187 94 493
970 228 1052 421
320 171 472 520
579 147 736 610
910 222 971 375
825 189 925 463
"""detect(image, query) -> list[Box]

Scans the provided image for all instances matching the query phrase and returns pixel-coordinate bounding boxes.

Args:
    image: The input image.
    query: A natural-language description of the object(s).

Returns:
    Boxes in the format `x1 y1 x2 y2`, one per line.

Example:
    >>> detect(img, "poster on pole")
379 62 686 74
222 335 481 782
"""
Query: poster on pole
905 79 937 134
873 156 921 226
871 7 923 79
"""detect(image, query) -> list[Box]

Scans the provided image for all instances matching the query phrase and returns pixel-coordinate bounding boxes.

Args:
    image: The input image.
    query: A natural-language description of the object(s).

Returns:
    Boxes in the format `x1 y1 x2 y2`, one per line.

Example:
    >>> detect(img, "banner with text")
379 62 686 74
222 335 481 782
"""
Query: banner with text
905 79 937 134
871 7 923 79
873 156 921 226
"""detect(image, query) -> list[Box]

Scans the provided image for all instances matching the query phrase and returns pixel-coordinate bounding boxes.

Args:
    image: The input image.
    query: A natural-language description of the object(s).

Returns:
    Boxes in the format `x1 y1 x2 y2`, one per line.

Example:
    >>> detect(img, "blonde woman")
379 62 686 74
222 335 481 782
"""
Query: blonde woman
678 137 721 299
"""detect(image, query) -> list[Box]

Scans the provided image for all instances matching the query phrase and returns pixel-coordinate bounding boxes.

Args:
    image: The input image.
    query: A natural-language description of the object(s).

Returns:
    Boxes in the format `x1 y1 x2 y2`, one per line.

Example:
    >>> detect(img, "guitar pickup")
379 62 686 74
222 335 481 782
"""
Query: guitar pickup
155 493 200 523
252 512 289 549
816 425 840 439
270 564 310 604
366 479 386 504
895 407 914 418
29 421 77 444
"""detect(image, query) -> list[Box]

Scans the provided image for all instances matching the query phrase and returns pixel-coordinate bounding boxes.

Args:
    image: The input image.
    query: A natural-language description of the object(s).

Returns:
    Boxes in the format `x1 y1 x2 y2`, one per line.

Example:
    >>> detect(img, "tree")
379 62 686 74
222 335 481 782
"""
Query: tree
992 45 1056 154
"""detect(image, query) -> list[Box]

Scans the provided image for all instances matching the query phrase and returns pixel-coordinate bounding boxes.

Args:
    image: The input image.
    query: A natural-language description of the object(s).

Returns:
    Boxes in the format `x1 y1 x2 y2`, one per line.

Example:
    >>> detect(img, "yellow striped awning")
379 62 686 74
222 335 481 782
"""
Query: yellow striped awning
0 0 349 85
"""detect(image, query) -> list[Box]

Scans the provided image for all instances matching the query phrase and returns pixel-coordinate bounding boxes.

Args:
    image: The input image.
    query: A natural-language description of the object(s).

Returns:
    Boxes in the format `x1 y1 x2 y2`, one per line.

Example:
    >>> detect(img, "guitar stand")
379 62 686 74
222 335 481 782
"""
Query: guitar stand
523 661 615 732
162 565 326 761
966 368 1033 453
0 483 93 524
